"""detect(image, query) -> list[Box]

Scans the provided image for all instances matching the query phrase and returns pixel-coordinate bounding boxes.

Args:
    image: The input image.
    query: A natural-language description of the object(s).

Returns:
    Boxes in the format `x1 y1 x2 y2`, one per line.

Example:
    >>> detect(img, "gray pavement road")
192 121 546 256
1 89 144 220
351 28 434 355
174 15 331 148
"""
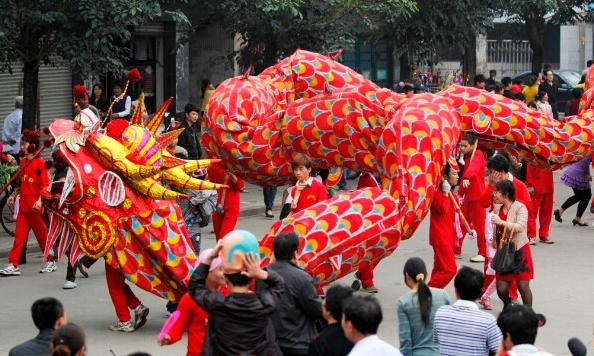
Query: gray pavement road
0 171 593 355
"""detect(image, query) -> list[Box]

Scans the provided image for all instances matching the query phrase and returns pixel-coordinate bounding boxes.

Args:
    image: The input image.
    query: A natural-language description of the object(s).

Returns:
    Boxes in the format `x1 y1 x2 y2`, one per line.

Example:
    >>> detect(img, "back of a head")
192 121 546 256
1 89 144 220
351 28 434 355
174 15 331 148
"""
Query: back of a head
273 232 299 261
501 76 512 87
15 96 23 109
454 266 483 301
343 294 383 335
32 297 64 331
487 154 510 173
184 103 200 114
52 323 85 356
587 59 594 68
497 305 539 346
127 353 153 356
474 74 486 85
224 272 250 287
326 284 354 321
403 257 432 326
572 88 583 99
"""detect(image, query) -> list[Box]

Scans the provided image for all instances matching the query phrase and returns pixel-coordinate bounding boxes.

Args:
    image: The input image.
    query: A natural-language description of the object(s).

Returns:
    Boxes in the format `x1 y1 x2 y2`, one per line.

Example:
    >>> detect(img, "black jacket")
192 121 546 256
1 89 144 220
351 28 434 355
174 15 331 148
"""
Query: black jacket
177 119 202 160
308 323 354 356
265 260 323 355
189 263 284 356
9 328 53 356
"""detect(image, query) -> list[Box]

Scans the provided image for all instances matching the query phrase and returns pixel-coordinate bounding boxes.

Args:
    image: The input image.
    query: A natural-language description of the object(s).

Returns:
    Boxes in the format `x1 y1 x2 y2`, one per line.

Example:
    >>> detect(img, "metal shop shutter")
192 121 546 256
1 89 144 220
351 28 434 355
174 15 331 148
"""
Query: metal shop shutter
38 64 72 129
0 63 25 120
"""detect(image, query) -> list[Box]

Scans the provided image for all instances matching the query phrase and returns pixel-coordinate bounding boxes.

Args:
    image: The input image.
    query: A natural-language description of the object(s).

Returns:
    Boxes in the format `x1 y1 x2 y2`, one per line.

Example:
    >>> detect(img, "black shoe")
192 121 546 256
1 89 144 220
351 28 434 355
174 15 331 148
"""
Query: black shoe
554 209 562 223
351 280 361 291
572 219 588 226
591 206 594 214
76 260 89 278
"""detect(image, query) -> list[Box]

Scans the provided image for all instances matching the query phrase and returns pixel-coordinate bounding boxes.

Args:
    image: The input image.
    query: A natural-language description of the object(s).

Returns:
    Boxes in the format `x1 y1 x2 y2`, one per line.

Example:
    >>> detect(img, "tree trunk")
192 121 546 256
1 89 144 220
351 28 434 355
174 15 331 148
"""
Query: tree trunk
465 35 477 86
22 60 40 131
526 16 545 74
399 52 412 82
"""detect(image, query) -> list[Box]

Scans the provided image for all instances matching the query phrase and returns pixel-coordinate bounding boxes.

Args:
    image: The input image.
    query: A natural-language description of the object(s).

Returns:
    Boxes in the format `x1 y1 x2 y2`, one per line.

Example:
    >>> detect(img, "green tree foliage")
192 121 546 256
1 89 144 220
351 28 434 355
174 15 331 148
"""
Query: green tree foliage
494 0 594 74
208 0 417 71
379 0 497 80
0 0 187 130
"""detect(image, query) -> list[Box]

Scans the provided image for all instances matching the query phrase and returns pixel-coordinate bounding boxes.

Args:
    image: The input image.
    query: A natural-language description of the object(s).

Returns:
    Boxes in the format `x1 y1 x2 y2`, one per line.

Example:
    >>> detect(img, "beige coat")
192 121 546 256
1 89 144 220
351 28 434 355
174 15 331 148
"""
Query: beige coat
492 200 529 249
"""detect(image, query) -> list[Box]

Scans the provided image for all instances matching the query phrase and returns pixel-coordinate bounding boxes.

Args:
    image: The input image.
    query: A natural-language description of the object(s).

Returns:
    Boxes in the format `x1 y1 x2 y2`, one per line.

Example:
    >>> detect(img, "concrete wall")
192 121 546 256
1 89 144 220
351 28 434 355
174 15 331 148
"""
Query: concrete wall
560 23 593 71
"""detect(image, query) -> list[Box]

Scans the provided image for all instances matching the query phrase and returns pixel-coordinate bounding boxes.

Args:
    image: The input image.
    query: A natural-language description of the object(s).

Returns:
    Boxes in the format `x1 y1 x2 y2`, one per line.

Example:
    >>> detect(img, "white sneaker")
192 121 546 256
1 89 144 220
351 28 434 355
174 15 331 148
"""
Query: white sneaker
470 255 485 263
0 264 20 276
63 281 77 289
40 260 57 273
109 320 134 332
529 238 536 245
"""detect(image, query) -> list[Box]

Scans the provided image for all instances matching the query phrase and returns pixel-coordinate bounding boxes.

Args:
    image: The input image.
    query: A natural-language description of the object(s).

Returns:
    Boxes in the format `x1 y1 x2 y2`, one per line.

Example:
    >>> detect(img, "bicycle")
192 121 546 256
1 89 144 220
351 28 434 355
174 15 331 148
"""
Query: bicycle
0 193 15 236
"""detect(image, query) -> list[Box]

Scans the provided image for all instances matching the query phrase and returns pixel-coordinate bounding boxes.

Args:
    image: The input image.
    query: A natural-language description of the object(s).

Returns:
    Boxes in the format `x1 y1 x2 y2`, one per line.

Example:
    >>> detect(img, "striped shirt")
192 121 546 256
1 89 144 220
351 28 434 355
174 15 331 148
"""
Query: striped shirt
433 300 502 356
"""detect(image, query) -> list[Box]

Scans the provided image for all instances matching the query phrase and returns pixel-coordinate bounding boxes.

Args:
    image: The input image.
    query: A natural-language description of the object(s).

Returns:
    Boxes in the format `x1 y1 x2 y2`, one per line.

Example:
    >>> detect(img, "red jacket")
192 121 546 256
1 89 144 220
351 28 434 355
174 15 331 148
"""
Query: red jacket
19 157 50 212
207 164 244 211
290 178 328 213
480 176 532 211
525 166 554 194
167 287 229 356
429 191 458 246
459 150 486 201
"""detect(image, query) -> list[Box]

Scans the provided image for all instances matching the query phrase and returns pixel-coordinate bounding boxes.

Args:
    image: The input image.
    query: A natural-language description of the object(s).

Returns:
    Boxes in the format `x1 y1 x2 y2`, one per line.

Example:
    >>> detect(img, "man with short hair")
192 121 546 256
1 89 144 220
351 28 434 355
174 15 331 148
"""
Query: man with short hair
496 305 554 356
9 297 66 356
267 232 323 356
474 74 486 89
486 70 497 86
433 266 502 356
501 77 516 100
538 70 559 120
109 82 132 121
2 96 23 155
309 284 354 356
342 294 402 355
177 103 202 160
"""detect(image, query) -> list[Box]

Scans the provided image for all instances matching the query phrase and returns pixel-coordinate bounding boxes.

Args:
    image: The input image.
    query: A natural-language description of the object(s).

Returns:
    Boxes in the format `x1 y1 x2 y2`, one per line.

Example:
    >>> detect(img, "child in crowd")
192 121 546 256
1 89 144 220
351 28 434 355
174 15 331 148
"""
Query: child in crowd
188 242 284 355
289 153 328 214
159 249 228 356
456 135 486 263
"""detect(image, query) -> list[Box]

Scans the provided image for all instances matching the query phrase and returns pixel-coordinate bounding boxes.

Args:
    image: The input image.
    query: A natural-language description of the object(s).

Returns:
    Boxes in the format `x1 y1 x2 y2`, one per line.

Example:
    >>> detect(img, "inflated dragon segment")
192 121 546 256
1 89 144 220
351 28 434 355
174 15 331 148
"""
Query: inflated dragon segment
203 50 594 288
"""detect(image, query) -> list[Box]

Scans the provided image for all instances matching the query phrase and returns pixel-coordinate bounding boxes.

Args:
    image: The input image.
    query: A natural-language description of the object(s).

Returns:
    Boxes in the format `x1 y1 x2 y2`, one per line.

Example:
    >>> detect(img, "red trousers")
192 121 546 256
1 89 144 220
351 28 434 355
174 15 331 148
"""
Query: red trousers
428 244 457 288
457 200 486 256
213 207 239 242
9 211 48 266
527 193 553 238
105 262 141 322
358 260 380 288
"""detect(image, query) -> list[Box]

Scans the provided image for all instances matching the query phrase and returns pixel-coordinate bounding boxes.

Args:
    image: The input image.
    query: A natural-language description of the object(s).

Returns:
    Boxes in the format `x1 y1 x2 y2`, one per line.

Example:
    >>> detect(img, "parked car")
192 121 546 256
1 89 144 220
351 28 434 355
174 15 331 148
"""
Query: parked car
512 70 582 113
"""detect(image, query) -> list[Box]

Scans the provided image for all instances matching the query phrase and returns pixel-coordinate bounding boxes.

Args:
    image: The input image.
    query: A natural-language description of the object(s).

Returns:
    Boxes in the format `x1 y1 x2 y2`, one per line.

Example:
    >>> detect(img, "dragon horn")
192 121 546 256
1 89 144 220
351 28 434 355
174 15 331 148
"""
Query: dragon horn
130 92 146 125
163 169 228 191
156 129 184 149
145 97 173 134
164 158 221 173
128 178 188 201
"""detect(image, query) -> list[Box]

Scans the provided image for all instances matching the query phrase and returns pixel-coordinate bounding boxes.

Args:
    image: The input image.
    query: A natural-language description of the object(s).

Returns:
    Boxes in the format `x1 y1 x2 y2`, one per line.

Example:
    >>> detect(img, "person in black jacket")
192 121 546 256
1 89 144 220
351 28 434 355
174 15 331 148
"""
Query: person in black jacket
189 242 284 356
539 70 559 120
266 232 323 356
9 297 66 356
177 103 202 160
308 285 354 356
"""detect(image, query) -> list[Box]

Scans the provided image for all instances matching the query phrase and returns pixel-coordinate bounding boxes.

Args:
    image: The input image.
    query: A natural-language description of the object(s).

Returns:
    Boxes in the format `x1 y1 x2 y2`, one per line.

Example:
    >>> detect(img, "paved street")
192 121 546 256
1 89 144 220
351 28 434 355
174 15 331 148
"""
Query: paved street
0 171 593 355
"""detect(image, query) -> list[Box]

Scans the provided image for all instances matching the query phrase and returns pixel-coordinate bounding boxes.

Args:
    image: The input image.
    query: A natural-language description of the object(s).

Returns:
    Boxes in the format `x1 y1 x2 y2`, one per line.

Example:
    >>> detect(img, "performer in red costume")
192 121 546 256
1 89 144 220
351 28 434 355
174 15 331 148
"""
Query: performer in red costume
105 261 149 332
289 153 328 214
208 162 245 241
428 165 474 288
480 154 532 301
0 131 56 276
525 165 555 244
456 136 487 263
352 172 382 293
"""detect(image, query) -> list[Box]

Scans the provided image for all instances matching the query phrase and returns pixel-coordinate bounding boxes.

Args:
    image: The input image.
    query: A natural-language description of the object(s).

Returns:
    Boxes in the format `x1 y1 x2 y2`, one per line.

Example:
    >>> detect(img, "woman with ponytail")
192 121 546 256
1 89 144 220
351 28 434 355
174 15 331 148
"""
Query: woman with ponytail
397 257 452 356
52 323 86 356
